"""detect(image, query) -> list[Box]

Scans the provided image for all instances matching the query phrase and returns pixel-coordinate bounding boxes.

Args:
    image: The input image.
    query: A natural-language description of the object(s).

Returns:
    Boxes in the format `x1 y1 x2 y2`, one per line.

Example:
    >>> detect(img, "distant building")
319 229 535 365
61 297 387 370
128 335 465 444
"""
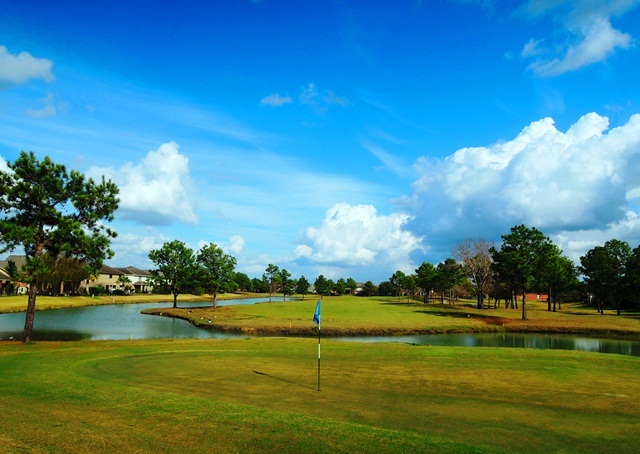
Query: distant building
82 265 153 294
0 255 28 294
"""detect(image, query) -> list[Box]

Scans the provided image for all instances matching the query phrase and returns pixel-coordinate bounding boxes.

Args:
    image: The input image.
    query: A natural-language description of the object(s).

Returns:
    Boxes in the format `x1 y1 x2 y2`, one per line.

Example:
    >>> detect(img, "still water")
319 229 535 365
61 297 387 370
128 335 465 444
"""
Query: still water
1 300 639 356
0 299 268 341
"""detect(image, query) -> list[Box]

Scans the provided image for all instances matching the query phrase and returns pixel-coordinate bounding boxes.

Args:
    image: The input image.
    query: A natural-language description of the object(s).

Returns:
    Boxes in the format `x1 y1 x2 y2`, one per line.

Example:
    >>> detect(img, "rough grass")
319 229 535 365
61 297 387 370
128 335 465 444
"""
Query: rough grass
143 295 640 339
0 338 639 453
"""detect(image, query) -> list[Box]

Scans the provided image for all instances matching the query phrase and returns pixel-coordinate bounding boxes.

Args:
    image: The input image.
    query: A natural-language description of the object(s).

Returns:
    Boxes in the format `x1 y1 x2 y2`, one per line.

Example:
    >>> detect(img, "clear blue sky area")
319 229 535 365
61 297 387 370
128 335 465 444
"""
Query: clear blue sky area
1 0 639 282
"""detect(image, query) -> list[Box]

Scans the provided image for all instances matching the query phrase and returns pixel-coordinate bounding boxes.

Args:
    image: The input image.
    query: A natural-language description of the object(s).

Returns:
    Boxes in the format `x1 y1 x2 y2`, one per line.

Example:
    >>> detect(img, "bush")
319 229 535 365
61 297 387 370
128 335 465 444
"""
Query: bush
90 285 105 296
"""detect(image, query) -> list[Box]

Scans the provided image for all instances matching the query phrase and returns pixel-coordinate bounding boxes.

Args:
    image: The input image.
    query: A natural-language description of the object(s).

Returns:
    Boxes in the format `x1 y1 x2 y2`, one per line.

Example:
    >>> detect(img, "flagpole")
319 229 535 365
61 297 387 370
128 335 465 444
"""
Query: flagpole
317 317 321 392
313 299 321 392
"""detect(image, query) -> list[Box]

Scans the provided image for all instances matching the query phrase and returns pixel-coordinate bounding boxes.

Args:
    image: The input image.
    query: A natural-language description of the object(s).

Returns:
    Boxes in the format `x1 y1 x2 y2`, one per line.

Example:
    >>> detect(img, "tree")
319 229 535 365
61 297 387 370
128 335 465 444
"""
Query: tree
580 239 631 315
453 239 494 309
296 275 310 299
148 240 196 308
403 274 417 302
346 277 358 295
415 261 436 303
234 272 251 292
362 280 377 297
0 151 119 343
196 243 237 308
626 245 640 310
279 268 293 301
491 225 553 320
314 274 331 298
377 280 395 297
433 258 465 304
251 277 268 293
117 274 132 293
263 264 281 302
334 278 347 296
537 245 578 312
389 270 406 298
4 259 18 295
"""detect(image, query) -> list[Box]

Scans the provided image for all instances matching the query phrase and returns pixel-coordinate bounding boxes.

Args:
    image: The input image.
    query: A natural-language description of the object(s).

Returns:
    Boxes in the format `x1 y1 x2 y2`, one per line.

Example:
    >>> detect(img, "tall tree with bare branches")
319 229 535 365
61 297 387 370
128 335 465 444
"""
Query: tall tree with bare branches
453 239 494 309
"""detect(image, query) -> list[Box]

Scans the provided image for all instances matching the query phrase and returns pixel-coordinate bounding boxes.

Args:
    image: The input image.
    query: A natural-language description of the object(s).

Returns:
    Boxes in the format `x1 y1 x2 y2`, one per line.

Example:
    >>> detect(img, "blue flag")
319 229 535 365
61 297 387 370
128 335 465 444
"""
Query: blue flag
313 300 321 326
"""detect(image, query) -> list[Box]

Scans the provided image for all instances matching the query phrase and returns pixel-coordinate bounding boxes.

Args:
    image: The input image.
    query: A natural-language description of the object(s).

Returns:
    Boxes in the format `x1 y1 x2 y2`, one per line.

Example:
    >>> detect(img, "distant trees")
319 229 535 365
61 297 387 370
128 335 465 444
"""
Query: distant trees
280 268 293 301
234 272 251 292
389 271 406 297
314 274 331 298
197 243 237 308
296 275 310 299
453 239 493 309
491 225 554 320
263 264 281 302
362 281 377 296
580 239 632 315
415 262 436 304
346 278 358 295
433 258 465 304
149 240 197 308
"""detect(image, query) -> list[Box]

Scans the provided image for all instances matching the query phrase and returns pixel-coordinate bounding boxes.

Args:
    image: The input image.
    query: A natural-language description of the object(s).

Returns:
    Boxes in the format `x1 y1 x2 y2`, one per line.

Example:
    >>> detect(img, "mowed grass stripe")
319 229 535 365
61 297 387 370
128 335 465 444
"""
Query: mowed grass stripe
1 338 639 453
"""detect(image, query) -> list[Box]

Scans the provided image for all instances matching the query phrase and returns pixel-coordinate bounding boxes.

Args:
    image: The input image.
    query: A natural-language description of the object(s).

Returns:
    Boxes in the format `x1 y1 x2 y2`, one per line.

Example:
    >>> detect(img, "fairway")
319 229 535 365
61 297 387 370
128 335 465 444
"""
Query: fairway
1 338 639 453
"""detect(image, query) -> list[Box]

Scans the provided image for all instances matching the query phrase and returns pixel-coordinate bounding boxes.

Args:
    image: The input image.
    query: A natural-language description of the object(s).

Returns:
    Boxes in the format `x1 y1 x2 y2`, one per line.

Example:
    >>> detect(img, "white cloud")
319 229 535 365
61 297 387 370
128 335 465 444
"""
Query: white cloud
294 203 424 271
399 112 640 260
89 142 198 225
260 93 292 107
0 156 10 173
109 230 170 268
227 235 245 254
520 1 638 76
0 45 54 88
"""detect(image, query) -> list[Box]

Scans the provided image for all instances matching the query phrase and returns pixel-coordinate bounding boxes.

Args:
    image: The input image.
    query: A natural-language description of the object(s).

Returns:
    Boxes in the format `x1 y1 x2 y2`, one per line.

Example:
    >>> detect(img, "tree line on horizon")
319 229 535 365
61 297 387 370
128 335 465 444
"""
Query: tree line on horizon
377 225 640 320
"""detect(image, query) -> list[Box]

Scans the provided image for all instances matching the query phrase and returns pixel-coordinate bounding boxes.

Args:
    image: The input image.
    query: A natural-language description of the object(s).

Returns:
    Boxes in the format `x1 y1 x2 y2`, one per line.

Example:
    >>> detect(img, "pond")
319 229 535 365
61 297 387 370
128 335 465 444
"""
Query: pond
0 298 269 341
1 300 639 356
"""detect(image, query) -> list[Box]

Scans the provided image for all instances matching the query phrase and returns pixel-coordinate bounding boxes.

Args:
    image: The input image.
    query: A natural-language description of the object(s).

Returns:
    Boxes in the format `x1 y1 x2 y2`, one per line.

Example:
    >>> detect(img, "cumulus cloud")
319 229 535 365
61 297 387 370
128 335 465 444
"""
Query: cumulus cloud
89 142 198 225
110 230 170 268
227 235 245 254
0 45 54 88
399 112 640 260
520 1 638 76
294 203 424 272
260 93 292 107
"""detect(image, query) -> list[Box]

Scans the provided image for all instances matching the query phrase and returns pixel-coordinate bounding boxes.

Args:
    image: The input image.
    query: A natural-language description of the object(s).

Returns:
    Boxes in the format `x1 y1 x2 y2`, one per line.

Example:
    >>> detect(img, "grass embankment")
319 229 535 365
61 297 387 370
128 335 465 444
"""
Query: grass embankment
0 338 638 453
144 295 640 339
0 292 264 314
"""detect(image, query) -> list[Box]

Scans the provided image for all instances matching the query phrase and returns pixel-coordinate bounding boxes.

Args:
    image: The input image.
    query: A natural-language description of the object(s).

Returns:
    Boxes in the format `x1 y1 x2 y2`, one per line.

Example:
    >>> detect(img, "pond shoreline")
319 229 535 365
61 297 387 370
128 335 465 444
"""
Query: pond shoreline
142 307 640 341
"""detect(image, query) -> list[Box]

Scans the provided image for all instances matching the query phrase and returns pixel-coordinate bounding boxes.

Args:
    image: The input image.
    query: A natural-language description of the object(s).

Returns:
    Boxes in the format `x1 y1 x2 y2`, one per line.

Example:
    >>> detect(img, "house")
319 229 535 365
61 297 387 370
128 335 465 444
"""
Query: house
0 255 28 294
82 265 153 294
118 266 153 293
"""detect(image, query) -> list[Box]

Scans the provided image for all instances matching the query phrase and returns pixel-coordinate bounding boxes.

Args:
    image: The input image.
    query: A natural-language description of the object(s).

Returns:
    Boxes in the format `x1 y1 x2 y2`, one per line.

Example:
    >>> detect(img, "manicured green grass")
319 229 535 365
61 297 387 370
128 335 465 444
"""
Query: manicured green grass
146 295 640 338
1 338 639 453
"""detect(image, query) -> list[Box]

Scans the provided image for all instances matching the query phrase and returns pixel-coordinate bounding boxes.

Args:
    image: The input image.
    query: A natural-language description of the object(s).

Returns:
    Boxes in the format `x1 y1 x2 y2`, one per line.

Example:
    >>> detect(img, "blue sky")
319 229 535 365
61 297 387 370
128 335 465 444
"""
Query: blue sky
1 0 640 283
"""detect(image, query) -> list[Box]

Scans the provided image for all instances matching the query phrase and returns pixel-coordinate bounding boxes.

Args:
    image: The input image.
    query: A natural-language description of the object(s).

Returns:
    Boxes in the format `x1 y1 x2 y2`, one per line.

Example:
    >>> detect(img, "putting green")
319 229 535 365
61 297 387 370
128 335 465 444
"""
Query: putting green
1 338 639 453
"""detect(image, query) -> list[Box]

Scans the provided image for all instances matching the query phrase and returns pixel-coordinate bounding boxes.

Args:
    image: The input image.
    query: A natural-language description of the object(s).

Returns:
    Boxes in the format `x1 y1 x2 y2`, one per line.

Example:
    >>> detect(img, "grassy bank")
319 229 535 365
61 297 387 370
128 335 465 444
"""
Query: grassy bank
0 338 638 453
0 292 264 314
144 295 640 339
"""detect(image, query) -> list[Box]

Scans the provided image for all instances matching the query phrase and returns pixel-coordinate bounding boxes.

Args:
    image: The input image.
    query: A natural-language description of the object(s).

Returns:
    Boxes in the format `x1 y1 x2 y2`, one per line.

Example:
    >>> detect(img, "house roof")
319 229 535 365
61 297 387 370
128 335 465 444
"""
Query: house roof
118 266 151 277
0 255 27 271
99 265 124 276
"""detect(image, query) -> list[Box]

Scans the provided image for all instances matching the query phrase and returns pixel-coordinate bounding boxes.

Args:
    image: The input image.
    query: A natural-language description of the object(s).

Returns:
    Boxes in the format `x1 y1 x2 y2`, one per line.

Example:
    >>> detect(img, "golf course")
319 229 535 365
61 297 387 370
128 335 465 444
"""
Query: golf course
1 295 639 453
